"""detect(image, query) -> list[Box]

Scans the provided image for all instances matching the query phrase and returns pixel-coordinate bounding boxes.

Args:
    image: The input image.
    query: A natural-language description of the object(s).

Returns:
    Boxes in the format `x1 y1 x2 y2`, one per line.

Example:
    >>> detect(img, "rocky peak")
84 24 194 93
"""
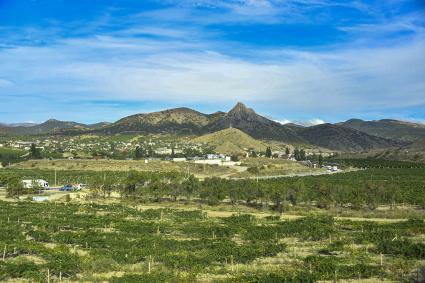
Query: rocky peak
227 102 258 121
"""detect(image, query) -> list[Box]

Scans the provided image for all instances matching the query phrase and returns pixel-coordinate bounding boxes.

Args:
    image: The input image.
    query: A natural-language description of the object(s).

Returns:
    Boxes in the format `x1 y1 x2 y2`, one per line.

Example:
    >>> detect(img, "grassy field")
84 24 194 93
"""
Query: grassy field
1 200 424 282
9 157 322 179
234 157 324 177
10 159 236 179
191 128 271 154
1 160 424 282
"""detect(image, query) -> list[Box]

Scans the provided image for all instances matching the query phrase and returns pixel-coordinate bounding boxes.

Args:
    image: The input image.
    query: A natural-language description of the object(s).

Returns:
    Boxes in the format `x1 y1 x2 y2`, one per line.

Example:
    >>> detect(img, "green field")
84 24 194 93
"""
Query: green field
1 201 424 282
0 161 424 282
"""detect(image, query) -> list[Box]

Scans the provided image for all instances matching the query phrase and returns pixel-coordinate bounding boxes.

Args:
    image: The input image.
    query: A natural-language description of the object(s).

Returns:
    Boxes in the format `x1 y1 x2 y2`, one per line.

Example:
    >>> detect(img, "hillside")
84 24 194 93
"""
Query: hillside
0 120 113 136
192 128 268 154
339 119 425 142
298 123 400 151
1 103 414 153
339 139 425 162
207 102 304 143
97 108 223 135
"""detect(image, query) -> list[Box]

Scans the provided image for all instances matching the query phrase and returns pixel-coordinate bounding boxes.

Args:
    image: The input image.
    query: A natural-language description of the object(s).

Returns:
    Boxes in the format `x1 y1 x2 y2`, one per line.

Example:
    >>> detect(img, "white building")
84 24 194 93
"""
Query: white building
155 148 172 155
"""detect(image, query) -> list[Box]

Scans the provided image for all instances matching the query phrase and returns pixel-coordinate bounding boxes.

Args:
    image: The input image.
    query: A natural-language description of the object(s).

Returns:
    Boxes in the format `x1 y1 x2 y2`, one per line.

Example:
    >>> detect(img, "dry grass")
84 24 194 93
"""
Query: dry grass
235 157 324 177
12 158 235 178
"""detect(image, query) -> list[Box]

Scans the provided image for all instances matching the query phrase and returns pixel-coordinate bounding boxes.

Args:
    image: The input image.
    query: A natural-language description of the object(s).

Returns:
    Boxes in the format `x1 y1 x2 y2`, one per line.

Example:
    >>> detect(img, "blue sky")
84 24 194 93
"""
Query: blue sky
0 0 424 124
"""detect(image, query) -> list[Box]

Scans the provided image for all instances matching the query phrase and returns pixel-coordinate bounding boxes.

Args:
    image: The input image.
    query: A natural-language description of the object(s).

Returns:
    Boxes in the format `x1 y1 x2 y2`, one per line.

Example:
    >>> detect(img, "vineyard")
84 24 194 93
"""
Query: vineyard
1 201 424 282
330 158 425 169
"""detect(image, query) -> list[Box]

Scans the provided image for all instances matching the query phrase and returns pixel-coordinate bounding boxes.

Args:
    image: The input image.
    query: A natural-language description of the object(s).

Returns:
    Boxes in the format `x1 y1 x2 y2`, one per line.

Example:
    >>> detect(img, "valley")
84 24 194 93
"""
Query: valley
1 103 424 282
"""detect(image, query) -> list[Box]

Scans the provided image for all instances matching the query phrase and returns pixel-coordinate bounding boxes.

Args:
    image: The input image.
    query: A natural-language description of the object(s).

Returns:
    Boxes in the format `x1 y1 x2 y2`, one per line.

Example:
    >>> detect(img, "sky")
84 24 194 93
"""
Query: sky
0 0 424 124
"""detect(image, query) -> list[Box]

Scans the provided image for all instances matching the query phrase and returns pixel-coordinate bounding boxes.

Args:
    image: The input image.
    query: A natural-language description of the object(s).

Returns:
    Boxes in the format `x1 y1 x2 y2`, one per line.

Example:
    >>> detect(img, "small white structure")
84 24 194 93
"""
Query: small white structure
155 148 172 155
74 183 86 190
32 196 49 202
172 157 187 162
194 160 240 166
195 159 222 165
22 179 49 189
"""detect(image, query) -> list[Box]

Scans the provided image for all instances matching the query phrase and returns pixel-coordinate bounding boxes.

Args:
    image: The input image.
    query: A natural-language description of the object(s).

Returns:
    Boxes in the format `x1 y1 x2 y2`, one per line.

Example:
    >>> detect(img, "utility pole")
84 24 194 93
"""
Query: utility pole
2 245 6 261
54 169 57 187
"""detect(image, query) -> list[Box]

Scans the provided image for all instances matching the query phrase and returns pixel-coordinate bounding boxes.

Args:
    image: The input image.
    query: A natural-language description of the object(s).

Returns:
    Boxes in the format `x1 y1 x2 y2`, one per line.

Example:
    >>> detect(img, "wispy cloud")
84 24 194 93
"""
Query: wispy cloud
0 0 424 123
0 78 13 87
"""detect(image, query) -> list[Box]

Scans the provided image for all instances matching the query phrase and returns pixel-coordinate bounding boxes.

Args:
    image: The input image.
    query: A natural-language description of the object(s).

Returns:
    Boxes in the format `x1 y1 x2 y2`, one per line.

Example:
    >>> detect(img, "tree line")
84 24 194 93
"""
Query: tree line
2 167 423 211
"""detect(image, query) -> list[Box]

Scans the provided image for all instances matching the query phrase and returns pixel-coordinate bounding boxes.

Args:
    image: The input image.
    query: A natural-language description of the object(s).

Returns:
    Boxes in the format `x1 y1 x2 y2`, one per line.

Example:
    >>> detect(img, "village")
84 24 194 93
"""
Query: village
0 134 337 169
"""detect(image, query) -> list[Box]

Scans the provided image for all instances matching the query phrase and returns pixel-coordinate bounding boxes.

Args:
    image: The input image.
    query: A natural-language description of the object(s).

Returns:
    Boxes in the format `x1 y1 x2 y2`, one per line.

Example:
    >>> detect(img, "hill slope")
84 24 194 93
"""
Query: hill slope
98 108 224 135
338 119 425 142
298 123 400 151
192 128 268 154
0 119 109 135
207 103 303 143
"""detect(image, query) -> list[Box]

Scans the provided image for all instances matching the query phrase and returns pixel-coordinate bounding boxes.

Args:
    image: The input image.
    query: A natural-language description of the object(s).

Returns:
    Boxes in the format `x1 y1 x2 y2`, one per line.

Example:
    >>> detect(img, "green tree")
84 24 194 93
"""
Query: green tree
315 182 333 209
318 154 324 167
30 143 41 159
299 149 306 161
285 147 290 155
6 176 26 198
135 146 142 160
182 175 199 201
200 177 226 205
265 147 272 158
293 148 300 161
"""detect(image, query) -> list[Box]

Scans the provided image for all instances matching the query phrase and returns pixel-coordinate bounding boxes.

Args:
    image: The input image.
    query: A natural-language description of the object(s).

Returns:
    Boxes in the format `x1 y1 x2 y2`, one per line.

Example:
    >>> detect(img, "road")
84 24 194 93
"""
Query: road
230 169 347 180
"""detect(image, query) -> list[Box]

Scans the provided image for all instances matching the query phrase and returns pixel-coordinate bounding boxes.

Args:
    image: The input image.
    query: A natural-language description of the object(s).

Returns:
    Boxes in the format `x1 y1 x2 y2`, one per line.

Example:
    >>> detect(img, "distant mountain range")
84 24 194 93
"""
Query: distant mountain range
338 118 425 142
2 102 424 152
0 119 110 135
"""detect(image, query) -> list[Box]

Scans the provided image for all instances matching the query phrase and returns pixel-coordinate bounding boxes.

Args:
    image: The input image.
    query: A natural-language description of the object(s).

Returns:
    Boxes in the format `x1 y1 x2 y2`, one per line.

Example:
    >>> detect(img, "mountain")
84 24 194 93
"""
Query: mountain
338 119 425 142
1 103 414 153
207 102 303 143
192 128 268 154
86 122 111 129
337 139 425 163
97 108 224 135
0 122 39 127
0 119 108 135
298 123 400 151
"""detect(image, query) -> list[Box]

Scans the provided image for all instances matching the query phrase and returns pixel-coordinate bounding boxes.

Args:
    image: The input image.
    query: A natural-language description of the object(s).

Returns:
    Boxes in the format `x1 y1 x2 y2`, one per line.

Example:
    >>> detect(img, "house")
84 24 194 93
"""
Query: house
172 157 187 162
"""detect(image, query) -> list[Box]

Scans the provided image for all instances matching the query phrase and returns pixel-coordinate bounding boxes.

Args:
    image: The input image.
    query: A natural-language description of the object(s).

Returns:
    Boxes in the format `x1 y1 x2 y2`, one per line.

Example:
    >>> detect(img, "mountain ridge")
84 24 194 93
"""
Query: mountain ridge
0 103 420 152
338 118 425 142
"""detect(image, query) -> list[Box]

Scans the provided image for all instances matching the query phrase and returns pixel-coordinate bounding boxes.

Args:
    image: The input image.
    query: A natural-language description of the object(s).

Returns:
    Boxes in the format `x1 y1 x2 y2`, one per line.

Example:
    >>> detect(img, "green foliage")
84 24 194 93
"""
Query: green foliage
265 147 272 158
30 143 42 159
0 147 26 166
332 158 425 169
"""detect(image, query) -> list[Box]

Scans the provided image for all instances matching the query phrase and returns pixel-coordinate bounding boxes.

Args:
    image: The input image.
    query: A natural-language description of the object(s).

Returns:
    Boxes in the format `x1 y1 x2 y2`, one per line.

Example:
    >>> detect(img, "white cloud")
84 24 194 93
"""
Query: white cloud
0 1 424 122
275 119 292 125
308 119 325 126
277 119 325 126
0 78 13 87
0 34 424 116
